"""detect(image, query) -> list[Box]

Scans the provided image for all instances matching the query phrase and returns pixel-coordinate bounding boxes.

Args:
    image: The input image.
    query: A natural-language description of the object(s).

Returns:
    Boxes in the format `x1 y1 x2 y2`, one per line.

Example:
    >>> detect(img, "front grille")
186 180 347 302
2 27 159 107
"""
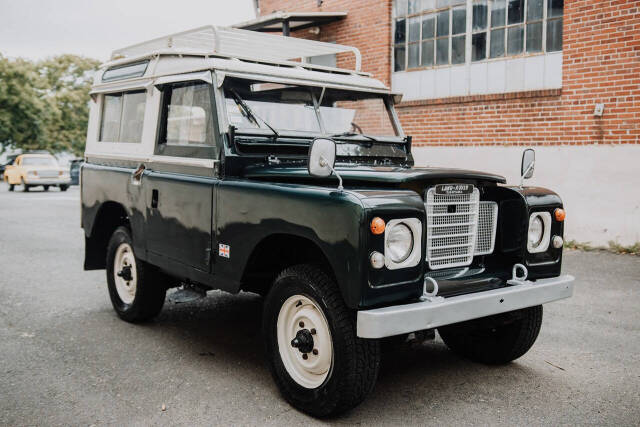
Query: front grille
38 170 58 178
425 186 498 270
425 187 480 269
475 201 498 255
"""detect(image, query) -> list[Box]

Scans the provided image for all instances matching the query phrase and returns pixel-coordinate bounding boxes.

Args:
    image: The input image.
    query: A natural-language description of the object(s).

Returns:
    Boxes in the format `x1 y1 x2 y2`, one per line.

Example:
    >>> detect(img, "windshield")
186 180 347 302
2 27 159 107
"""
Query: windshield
223 78 399 138
21 156 58 166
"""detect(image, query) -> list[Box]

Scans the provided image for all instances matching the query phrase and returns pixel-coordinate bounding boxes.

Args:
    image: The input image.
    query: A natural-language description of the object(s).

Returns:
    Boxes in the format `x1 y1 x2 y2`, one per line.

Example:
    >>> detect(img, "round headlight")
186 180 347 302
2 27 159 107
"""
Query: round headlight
528 216 544 247
386 223 414 263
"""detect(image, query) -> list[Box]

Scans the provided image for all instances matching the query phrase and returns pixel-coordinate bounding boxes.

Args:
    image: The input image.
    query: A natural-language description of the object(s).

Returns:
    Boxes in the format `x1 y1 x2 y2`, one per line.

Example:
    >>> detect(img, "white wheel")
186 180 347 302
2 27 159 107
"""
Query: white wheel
277 294 333 389
113 242 137 304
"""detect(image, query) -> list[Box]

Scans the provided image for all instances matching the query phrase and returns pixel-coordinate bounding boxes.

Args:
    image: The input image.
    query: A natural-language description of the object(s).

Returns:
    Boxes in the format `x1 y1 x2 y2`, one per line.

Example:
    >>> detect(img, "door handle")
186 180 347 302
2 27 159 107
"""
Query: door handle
131 163 145 186
151 189 159 209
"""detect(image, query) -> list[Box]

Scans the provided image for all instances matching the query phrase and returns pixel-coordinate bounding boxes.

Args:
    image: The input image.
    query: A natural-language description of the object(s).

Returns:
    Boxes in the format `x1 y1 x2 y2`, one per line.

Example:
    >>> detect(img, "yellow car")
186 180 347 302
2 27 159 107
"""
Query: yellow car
4 154 71 192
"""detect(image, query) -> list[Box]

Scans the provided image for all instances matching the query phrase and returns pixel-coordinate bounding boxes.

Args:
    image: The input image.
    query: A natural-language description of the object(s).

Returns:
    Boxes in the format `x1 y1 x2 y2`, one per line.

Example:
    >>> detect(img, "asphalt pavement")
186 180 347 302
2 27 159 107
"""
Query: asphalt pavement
0 182 638 426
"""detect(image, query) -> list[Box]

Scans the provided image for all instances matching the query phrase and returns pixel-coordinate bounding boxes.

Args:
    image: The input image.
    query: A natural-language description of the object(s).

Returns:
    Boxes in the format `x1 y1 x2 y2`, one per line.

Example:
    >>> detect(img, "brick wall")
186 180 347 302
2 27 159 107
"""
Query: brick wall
258 0 393 86
259 0 640 146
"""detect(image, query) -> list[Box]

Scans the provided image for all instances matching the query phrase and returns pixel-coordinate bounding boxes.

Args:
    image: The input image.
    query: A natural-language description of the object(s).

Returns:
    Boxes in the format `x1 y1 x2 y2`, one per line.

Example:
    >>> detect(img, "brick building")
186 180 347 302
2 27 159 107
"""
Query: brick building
236 0 640 245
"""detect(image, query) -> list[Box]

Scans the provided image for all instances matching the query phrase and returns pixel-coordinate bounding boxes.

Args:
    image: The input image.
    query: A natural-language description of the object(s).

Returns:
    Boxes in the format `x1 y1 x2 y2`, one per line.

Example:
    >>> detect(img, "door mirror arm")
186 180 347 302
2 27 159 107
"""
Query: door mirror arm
520 148 536 188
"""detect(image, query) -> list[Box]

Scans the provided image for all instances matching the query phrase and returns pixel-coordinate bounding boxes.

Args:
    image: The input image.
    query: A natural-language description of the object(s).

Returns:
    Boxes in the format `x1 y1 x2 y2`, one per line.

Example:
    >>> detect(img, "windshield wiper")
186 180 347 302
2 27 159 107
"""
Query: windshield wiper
330 131 379 142
229 88 279 139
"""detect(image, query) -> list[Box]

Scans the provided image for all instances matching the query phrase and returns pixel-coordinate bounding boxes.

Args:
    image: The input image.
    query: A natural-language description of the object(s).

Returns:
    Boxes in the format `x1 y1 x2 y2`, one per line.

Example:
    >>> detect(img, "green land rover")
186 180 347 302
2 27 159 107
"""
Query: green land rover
81 26 574 417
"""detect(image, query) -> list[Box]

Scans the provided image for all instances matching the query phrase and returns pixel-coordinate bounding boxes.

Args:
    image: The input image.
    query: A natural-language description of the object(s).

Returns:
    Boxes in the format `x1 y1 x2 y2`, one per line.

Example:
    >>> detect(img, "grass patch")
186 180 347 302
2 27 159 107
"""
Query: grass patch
564 240 597 251
564 239 640 255
607 241 640 255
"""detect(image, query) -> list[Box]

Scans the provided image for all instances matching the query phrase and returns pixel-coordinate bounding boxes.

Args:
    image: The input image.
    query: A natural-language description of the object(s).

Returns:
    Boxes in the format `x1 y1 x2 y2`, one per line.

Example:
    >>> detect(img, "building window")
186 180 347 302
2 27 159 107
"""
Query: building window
393 0 563 71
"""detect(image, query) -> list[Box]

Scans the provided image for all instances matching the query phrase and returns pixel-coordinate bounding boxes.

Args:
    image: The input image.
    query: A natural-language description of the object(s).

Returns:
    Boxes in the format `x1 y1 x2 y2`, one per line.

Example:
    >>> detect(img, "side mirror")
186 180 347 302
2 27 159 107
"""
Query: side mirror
520 148 535 186
308 138 343 191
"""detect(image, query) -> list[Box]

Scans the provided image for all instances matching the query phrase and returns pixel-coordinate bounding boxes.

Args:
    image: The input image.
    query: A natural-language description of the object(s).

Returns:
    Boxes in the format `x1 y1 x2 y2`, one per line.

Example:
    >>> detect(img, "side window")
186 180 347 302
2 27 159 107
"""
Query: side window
160 83 214 147
99 91 146 143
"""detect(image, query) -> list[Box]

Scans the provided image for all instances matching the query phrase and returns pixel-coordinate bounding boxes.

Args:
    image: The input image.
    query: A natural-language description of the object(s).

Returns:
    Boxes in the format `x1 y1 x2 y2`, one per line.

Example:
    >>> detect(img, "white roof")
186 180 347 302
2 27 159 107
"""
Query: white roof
92 25 393 96
91 55 390 95
111 25 361 71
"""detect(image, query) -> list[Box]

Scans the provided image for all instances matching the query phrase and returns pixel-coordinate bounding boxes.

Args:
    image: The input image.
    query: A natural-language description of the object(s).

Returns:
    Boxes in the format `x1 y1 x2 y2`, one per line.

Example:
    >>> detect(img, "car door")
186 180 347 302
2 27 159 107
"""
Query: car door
144 74 219 275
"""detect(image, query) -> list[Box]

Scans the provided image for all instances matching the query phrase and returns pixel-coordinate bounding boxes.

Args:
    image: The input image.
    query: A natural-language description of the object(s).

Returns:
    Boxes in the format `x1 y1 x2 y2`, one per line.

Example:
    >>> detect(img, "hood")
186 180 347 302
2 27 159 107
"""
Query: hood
243 165 506 186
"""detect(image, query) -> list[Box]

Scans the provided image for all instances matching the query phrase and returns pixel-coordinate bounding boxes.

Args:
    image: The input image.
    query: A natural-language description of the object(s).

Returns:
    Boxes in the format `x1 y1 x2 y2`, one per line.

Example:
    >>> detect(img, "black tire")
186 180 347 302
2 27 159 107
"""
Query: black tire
22 180 29 192
43 185 50 191
59 185 68 192
8 184 14 192
438 305 543 365
106 226 167 323
263 265 380 418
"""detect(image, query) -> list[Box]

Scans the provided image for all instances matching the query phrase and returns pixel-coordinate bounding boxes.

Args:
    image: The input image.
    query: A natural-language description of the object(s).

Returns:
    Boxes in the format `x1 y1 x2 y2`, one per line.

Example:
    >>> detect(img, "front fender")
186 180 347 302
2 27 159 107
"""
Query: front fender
215 180 366 307
503 185 564 279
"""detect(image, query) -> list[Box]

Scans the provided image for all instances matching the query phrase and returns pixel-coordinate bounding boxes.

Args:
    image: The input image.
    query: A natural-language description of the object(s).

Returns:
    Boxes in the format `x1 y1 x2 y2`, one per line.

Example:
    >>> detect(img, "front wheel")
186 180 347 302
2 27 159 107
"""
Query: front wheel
438 305 543 365
8 183 14 192
106 226 167 322
59 185 68 192
43 185 50 191
263 265 380 418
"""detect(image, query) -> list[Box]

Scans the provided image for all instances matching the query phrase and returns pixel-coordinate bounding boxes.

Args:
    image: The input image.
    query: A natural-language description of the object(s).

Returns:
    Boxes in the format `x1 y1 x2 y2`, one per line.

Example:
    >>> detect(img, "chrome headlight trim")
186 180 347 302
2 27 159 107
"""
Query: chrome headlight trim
527 212 551 253
384 218 422 270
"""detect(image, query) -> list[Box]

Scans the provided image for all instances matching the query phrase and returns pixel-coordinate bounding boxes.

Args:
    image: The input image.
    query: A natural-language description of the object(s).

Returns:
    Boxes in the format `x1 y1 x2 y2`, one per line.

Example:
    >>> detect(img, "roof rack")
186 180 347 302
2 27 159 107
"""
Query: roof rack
111 25 362 72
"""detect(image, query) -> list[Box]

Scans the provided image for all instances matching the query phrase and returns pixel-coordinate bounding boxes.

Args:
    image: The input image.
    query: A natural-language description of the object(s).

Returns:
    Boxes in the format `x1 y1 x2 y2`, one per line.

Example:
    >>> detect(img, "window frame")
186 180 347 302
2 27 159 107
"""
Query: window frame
98 90 147 143
155 80 220 159
392 0 563 73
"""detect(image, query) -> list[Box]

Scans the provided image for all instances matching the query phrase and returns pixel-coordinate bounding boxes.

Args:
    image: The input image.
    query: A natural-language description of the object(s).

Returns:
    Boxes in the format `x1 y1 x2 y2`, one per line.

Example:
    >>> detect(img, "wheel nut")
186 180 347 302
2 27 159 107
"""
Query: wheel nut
310 328 316 335
302 353 308 360
312 349 318 355
299 321 304 328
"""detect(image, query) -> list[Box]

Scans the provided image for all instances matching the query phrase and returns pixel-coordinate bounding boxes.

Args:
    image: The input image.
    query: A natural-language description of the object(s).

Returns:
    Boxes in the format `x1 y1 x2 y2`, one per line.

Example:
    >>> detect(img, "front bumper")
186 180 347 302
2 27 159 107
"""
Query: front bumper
24 178 70 185
357 274 574 338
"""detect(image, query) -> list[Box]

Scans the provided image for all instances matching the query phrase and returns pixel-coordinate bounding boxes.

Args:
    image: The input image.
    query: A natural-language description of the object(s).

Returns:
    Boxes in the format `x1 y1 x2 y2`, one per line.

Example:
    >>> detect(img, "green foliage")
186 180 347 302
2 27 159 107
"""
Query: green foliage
0 53 100 156
565 239 640 256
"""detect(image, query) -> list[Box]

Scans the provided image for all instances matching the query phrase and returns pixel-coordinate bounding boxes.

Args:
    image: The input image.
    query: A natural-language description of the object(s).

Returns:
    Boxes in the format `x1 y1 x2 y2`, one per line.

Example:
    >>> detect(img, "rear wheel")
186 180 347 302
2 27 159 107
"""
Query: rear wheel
21 179 29 192
43 185 50 191
263 265 380 417
438 305 543 365
59 185 68 192
106 226 167 322
8 184 14 192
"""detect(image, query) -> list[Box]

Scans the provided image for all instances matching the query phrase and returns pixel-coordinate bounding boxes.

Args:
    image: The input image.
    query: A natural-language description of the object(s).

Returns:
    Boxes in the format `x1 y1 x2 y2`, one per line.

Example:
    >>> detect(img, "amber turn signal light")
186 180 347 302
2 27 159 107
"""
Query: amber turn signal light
554 208 566 222
370 217 385 235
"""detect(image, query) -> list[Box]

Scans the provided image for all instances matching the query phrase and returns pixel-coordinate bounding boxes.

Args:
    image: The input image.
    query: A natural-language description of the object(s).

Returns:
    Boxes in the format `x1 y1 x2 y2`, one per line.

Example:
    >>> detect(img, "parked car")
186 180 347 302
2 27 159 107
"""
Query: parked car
0 154 19 180
81 27 574 417
69 159 83 185
4 153 70 191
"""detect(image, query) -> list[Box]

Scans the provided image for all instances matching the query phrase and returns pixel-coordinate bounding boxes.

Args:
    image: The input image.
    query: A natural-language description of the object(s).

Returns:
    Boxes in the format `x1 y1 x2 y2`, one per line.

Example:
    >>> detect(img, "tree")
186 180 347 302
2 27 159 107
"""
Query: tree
0 53 100 156
36 55 101 155
0 55 50 153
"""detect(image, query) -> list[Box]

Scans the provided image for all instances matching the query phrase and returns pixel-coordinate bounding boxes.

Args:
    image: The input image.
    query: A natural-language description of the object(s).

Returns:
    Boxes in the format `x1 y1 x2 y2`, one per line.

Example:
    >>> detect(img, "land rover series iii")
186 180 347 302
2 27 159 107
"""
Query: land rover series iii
82 26 574 417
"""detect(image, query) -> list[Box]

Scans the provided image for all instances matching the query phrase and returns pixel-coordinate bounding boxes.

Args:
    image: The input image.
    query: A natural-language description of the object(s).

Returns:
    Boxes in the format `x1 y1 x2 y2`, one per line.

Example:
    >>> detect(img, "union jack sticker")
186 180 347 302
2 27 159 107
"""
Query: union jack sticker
218 244 230 258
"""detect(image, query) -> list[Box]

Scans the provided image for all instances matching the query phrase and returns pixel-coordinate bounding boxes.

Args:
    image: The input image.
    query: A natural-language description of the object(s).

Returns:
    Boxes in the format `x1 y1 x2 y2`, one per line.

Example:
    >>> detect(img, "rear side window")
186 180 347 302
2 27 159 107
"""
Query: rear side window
99 91 146 143
159 83 214 147
102 61 149 82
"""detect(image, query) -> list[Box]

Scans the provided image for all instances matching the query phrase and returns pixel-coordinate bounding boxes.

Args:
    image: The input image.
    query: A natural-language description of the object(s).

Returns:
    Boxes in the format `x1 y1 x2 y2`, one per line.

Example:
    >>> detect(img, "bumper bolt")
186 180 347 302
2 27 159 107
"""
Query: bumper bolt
310 328 316 335
312 349 318 355
302 353 308 360
299 321 304 328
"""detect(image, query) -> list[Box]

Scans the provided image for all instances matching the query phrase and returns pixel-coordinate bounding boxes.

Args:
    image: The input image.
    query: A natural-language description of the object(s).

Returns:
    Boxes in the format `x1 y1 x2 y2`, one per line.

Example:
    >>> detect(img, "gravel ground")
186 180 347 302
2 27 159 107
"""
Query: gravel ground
0 182 638 426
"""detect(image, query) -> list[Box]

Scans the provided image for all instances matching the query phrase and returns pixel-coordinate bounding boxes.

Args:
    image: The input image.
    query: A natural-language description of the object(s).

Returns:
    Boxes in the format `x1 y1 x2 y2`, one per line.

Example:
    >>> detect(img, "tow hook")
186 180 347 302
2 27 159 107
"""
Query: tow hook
507 263 530 286
420 277 444 302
